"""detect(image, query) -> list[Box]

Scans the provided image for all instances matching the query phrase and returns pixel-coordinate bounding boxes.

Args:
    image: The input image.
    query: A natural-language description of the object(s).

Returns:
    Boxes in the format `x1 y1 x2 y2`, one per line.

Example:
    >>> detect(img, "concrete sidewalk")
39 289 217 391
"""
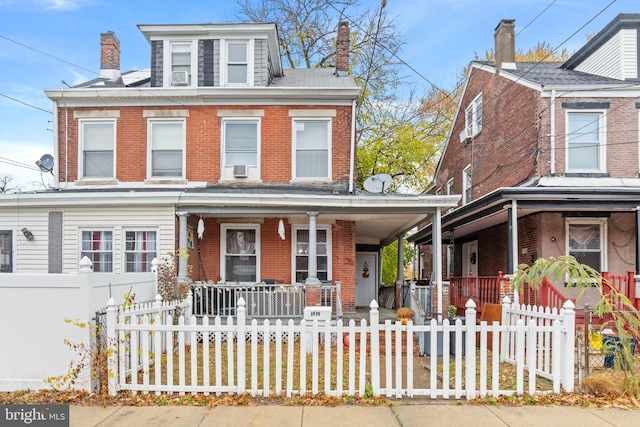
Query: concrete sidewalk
71 402 640 427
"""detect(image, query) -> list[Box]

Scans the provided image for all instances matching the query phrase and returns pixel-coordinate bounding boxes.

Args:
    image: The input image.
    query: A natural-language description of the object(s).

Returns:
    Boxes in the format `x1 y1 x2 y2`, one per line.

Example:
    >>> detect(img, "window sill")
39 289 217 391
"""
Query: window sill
75 178 119 186
564 172 610 178
144 178 188 185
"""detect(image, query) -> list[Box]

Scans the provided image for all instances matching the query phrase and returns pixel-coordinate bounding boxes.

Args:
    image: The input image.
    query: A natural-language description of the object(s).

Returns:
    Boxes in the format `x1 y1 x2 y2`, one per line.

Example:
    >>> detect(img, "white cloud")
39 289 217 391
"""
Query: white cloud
35 0 92 11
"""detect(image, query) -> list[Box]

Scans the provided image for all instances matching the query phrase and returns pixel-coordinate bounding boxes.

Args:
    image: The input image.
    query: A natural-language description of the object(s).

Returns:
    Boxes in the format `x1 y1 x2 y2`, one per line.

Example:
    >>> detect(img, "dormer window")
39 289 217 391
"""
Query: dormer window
170 42 192 86
224 40 252 86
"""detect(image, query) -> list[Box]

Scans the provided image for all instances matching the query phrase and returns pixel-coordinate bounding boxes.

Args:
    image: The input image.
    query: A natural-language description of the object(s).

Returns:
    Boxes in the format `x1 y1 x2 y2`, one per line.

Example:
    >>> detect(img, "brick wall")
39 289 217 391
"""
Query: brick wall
58 104 353 184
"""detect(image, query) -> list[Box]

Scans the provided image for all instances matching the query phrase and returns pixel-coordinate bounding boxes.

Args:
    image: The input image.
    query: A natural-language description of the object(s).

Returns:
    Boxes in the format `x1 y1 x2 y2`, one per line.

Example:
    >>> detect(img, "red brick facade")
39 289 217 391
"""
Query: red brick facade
58 105 353 184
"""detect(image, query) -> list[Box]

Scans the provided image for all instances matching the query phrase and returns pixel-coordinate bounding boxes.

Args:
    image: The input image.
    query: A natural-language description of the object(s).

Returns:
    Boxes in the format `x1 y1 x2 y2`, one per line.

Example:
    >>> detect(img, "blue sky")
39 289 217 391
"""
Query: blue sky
0 0 636 190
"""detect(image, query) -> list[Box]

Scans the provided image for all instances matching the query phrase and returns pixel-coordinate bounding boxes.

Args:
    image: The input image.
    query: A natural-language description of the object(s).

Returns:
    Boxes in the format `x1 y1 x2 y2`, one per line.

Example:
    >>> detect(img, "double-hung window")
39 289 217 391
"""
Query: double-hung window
567 219 607 273
293 226 330 283
566 111 605 172
463 93 482 138
294 119 331 179
0 230 12 273
222 119 259 179
80 120 115 179
149 119 185 178
462 165 472 204
80 230 113 272
222 225 259 282
226 41 249 85
170 42 192 86
124 230 157 273
446 178 455 212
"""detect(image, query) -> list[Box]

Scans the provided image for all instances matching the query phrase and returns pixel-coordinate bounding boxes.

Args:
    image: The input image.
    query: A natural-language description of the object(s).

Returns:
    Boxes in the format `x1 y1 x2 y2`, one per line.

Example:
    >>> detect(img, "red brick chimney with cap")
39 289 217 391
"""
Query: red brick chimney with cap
494 19 515 73
335 21 350 76
100 31 121 79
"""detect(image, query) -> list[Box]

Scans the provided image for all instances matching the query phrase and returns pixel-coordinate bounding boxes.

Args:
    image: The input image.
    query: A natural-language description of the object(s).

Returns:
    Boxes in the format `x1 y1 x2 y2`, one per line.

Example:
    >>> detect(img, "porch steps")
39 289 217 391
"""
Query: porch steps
342 330 419 355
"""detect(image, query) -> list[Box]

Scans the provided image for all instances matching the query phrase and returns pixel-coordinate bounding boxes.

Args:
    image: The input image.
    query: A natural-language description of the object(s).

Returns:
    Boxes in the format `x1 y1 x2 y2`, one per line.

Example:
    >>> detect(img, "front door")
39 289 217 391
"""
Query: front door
462 240 478 276
356 252 378 307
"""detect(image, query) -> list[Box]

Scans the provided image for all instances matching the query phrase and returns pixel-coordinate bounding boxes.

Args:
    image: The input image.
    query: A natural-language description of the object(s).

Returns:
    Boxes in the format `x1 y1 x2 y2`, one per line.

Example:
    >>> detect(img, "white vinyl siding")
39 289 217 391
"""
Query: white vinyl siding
79 120 115 179
0 206 174 274
293 119 331 179
574 29 637 80
148 119 185 178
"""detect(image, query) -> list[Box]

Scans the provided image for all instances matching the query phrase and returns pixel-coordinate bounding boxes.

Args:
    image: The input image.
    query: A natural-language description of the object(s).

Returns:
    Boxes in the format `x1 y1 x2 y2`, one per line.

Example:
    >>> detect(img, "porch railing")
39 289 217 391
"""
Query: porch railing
449 273 501 312
602 271 637 310
191 281 338 319
521 277 569 312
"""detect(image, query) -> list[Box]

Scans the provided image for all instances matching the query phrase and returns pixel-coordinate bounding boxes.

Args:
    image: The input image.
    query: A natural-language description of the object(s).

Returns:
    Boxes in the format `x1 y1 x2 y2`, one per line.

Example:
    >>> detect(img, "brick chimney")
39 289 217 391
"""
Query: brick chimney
100 31 121 80
494 19 515 72
335 21 350 76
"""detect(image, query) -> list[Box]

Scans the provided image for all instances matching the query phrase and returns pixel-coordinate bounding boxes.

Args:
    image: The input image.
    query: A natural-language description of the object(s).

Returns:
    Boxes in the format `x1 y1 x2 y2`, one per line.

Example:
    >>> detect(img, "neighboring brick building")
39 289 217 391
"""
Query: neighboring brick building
0 22 457 313
411 14 640 300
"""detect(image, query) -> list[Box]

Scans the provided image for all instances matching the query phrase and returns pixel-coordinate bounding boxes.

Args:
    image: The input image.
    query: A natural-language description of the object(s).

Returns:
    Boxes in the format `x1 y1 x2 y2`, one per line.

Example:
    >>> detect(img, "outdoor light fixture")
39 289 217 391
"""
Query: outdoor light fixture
21 227 34 241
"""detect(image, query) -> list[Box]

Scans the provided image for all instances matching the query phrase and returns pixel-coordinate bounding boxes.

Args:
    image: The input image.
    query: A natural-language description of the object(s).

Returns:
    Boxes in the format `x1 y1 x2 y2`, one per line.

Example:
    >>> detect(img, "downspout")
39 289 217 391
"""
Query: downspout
52 100 60 187
550 89 556 175
348 99 356 193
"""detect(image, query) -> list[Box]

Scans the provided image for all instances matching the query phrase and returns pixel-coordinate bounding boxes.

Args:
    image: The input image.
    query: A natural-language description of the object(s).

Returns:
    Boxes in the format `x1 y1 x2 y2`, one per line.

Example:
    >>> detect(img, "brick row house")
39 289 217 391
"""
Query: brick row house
0 22 457 312
410 14 640 307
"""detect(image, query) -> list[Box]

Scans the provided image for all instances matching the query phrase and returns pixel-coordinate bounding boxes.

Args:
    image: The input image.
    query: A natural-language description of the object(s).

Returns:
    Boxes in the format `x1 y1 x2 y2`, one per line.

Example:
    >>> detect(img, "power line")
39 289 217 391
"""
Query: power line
0 156 41 172
0 93 52 114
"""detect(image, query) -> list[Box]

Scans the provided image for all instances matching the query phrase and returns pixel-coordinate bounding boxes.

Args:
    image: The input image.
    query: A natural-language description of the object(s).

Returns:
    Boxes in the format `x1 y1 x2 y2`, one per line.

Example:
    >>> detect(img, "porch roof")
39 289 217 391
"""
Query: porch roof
409 184 640 245
2 187 459 247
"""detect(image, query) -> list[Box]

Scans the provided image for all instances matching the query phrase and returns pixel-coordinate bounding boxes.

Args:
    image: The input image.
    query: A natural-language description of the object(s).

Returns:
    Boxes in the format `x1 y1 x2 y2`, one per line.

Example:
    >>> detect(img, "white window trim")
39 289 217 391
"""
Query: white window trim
220 39 254 87
122 228 159 273
291 224 332 284
146 118 186 180
221 117 261 180
164 40 197 87
637 109 640 175
565 217 608 272
446 178 455 212
78 118 116 181
464 93 482 138
79 228 114 273
0 229 15 273
462 164 472 205
220 223 260 284
565 109 607 173
292 117 332 181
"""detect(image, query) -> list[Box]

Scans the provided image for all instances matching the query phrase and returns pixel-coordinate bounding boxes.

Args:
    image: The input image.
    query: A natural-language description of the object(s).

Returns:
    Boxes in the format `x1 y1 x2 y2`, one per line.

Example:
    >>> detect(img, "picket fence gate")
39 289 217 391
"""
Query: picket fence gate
105 296 576 398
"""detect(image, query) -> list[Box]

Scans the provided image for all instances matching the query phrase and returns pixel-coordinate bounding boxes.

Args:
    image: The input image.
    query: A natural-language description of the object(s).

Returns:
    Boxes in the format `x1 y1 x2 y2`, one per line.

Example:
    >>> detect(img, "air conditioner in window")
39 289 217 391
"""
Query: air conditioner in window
459 128 472 143
233 165 248 178
171 71 190 86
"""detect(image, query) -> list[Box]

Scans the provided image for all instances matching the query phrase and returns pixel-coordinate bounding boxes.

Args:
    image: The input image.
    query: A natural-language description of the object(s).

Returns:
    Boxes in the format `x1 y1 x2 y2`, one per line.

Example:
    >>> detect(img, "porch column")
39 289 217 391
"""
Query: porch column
177 213 188 283
433 207 443 323
507 201 519 304
395 233 405 309
305 212 321 285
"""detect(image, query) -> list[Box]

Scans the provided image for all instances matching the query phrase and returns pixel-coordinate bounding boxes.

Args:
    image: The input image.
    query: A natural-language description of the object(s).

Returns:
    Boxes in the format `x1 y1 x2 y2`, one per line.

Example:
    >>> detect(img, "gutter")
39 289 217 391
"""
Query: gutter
349 99 356 193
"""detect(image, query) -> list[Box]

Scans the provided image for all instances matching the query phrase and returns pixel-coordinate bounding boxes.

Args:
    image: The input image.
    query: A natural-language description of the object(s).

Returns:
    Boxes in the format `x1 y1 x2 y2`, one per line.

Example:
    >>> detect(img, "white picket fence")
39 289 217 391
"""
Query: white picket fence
105 296 576 398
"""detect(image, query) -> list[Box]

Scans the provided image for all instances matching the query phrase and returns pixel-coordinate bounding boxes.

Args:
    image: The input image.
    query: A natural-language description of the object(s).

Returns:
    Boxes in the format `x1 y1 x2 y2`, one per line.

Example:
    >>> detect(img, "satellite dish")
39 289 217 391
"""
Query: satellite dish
363 173 392 193
36 154 54 173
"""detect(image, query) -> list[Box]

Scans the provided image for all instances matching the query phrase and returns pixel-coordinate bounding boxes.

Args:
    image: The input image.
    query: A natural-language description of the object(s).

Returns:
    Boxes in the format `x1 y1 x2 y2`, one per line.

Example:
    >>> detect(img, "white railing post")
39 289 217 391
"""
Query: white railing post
184 289 193 322
465 299 477 400
106 297 118 396
500 296 511 362
561 299 576 392
151 257 159 296
237 297 246 394
369 300 380 396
